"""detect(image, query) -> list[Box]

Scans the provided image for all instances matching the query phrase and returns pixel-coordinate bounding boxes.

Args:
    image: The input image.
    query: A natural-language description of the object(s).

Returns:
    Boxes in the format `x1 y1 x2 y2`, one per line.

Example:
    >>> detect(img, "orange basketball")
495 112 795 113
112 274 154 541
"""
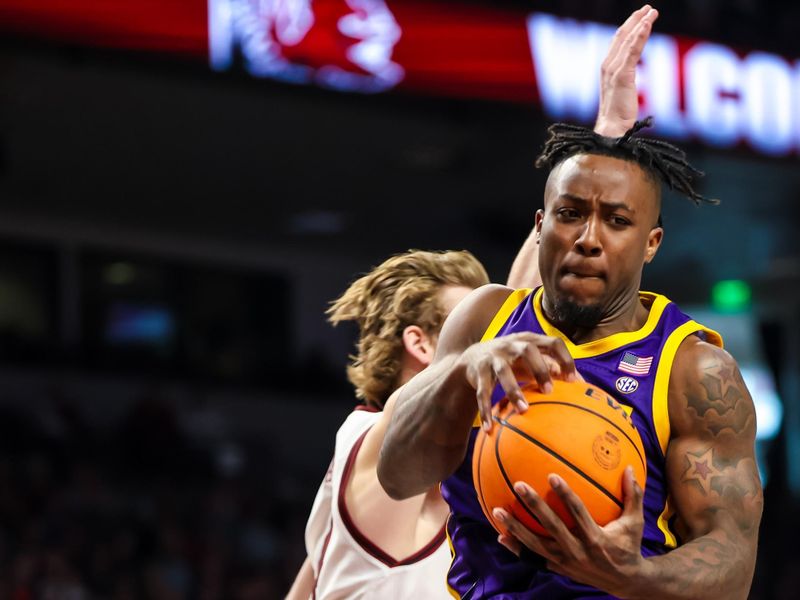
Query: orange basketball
472 379 646 537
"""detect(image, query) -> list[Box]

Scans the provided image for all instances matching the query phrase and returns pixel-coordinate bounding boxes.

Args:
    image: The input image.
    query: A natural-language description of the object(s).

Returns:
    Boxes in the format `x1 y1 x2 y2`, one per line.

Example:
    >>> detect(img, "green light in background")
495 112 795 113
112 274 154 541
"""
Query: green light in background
711 279 752 313
104 262 136 286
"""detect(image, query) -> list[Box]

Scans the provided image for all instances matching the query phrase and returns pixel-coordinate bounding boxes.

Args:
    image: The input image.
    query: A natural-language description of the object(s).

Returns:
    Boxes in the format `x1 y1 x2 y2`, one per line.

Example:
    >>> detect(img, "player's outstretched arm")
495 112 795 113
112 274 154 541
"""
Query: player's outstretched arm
378 285 578 499
492 338 762 600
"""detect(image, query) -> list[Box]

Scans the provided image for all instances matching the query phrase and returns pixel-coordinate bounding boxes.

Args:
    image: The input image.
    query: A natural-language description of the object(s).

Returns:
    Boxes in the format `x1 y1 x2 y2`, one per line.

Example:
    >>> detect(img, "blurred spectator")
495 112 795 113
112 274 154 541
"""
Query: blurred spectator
0 393 313 600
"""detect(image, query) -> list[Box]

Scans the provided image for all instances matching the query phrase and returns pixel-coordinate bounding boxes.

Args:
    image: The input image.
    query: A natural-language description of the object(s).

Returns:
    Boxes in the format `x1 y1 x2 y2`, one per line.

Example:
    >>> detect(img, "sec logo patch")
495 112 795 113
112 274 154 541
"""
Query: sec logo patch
615 376 639 394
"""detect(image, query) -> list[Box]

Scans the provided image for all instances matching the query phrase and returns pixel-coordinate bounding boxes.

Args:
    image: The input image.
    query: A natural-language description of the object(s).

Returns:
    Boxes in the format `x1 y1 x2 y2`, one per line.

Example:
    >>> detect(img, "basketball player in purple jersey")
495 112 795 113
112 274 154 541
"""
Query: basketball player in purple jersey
289 6 669 598
378 12 763 600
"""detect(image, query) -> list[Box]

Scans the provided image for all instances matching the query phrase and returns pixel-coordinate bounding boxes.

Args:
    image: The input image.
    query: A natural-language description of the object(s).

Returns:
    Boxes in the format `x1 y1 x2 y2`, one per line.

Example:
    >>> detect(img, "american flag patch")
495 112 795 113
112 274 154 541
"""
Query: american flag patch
617 351 653 375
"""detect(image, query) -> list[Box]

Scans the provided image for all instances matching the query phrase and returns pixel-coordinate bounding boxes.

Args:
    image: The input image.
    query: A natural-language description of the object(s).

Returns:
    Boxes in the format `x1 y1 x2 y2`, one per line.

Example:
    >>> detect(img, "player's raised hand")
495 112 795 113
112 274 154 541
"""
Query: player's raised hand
595 5 659 137
458 332 578 432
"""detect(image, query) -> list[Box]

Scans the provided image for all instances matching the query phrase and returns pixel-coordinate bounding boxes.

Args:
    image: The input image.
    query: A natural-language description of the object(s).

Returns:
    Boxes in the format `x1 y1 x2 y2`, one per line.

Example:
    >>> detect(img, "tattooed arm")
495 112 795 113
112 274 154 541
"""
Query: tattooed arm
490 335 762 600
632 336 763 599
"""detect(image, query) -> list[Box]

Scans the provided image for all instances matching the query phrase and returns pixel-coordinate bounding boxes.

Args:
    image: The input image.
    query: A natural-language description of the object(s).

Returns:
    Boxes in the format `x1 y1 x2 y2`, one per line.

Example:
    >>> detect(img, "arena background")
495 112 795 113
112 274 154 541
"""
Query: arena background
0 0 798 597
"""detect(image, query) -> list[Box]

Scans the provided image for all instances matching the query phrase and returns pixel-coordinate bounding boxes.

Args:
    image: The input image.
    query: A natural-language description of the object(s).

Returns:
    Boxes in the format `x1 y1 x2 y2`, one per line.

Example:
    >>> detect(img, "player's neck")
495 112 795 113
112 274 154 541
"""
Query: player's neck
398 361 425 388
543 290 650 345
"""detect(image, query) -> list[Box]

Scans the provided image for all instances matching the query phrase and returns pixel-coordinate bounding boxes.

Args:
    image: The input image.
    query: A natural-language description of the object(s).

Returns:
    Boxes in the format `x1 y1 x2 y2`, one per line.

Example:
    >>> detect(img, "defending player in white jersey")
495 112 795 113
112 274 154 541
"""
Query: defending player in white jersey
292 250 491 599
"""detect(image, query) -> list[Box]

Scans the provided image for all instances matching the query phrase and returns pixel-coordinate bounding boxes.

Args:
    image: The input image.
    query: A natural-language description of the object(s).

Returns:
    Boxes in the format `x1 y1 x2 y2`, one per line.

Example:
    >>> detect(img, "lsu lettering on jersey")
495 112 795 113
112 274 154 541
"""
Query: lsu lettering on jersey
305 407 452 600
441 287 722 599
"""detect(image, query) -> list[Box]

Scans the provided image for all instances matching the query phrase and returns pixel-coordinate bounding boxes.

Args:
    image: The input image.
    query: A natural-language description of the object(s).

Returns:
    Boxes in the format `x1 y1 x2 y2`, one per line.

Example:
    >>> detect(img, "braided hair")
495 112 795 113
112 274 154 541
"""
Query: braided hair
535 117 718 213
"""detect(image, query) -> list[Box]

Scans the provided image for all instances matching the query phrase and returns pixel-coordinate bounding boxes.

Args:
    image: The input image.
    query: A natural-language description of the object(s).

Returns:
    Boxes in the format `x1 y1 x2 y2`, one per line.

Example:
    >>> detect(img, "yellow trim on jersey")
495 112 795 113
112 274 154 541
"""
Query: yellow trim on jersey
532 288 670 358
651 319 722 548
480 288 533 342
651 320 724 455
445 516 461 599
656 496 679 549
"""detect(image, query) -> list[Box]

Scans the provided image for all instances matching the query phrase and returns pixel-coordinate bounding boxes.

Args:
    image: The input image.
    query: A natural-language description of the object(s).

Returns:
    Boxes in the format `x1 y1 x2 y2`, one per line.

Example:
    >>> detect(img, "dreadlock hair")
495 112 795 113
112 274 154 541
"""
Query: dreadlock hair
535 117 718 222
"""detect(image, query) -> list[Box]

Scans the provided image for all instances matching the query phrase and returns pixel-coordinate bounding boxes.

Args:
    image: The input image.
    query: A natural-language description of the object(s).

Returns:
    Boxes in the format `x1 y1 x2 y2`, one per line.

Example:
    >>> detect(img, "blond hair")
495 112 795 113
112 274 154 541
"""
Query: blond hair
327 250 489 408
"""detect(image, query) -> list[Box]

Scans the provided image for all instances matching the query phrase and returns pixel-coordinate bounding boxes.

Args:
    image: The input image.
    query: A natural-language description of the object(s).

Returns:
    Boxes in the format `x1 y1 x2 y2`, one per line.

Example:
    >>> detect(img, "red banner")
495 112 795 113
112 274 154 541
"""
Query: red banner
2 0 799 155
0 0 535 99
0 0 207 56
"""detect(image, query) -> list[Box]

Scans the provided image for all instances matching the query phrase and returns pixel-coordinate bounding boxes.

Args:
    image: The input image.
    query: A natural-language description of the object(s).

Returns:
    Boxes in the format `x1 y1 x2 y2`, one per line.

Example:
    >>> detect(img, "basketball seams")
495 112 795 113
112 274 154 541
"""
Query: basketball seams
497 417 625 510
472 382 646 541
525 400 647 473
493 420 544 529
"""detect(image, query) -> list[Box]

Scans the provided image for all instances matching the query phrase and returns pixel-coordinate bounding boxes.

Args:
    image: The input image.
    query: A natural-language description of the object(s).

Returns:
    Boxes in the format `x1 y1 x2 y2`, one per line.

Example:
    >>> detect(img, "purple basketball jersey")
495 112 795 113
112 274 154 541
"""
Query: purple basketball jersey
441 287 722 599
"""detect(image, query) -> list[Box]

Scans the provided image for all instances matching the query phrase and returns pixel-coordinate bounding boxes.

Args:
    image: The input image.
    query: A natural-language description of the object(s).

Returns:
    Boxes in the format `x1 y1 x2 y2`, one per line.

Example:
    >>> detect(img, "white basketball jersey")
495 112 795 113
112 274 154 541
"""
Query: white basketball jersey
305 407 452 600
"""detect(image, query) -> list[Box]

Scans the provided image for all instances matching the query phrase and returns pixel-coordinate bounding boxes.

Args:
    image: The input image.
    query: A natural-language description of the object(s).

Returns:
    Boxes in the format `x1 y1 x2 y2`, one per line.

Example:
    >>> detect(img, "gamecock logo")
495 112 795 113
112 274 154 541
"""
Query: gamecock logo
209 0 405 92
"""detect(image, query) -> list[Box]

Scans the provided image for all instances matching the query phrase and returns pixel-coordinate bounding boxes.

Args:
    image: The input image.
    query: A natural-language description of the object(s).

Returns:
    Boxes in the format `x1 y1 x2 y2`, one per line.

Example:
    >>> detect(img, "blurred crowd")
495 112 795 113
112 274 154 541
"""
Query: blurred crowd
0 394 309 600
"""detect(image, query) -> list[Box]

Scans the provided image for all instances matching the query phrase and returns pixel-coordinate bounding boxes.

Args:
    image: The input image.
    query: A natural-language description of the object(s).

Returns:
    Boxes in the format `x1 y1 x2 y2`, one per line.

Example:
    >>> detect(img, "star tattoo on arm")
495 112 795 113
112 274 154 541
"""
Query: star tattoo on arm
681 447 723 495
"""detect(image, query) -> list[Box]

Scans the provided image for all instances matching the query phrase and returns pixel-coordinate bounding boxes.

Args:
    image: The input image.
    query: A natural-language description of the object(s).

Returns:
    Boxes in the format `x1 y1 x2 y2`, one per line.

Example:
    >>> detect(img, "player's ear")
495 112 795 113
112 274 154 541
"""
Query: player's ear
402 325 436 367
535 210 544 242
644 226 663 264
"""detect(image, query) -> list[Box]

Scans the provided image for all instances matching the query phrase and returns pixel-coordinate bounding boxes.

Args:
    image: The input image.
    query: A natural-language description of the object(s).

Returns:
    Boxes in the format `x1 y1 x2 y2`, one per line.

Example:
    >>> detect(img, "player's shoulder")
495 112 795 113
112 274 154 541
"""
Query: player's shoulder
668 333 752 433
436 284 520 355
672 334 737 382
335 405 382 443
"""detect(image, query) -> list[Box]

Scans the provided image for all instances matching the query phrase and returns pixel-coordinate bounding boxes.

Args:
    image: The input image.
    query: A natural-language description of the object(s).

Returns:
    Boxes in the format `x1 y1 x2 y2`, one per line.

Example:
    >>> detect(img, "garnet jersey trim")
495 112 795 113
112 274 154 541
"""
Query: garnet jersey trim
337 428 447 567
